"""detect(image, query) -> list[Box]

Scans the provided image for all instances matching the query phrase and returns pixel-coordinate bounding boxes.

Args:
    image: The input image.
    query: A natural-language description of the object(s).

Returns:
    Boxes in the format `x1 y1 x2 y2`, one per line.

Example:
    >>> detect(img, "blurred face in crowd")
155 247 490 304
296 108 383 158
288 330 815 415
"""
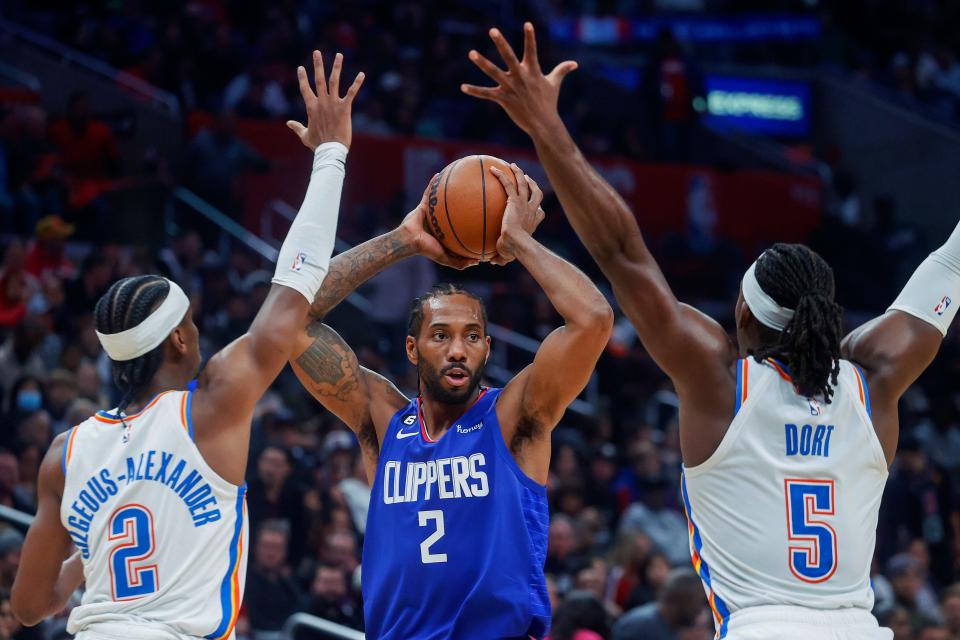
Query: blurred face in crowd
891 566 923 604
548 517 577 561
254 529 287 572
0 454 18 494
18 445 40 489
887 607 912 640
942 594 960 632
322 532 358 574
312 565 347 602
646 553 671 591
918 627 949 640
407 294 489 405
553 445 580 480
0 597 20 640
46 379 77 414
257 446 291 491
17 411 51 449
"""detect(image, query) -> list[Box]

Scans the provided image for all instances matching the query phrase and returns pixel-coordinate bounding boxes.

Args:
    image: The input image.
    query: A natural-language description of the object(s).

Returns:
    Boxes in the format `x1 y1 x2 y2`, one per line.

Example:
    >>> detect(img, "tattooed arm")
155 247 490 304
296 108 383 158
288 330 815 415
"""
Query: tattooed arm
292 181 476 452
291 323 406 465
307 178 477 320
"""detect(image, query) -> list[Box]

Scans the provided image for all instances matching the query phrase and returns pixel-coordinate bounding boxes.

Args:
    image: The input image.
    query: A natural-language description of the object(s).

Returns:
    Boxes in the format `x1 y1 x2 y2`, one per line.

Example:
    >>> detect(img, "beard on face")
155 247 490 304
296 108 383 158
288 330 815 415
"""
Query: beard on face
419 361 485 404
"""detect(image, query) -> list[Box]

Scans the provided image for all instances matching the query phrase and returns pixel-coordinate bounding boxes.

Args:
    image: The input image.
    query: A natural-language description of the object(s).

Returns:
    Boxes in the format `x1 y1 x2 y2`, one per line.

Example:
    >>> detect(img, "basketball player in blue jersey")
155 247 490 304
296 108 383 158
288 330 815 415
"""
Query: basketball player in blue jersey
11 53 365 639
464 23 960 640
289 163 613 639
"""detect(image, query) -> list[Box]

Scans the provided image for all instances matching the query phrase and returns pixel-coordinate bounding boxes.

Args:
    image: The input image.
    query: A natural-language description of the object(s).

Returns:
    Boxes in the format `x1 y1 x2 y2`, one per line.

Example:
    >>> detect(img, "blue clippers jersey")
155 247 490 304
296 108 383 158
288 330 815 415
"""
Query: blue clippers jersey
362 388 551 639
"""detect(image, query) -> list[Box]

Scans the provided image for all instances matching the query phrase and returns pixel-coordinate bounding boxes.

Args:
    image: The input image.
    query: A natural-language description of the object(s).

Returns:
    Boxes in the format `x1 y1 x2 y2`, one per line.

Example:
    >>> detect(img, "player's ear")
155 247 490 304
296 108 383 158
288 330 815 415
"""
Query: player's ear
484 336 491 363
169 326 188 356
405 335 419 365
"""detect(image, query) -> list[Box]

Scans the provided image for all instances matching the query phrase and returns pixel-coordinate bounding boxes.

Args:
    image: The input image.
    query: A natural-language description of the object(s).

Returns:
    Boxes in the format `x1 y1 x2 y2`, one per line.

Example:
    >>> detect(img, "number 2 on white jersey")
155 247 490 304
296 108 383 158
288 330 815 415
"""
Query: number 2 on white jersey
784 479 837 583
418 510 447 564
108 504 159 600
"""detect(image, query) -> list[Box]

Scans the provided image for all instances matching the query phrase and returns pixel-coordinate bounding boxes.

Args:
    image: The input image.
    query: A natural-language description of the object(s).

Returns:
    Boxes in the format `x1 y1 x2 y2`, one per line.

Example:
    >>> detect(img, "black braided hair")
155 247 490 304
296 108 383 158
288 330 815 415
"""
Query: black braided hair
93 276 171 410
752 244 844 402
406 283 488 338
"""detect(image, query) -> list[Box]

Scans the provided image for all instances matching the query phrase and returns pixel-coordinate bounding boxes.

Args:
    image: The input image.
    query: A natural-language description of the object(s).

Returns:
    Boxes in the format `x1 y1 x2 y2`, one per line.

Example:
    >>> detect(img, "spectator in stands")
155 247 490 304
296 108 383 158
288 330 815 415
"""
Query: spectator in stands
24 217 73 281
549 591 611 640
63 253 112 319
0 452 32 515
247 445 307 565
244 520 304 637
547 514 585 595
318 531 359 583
916 619 950 640
887 553 942 628
179 110 268 215
298 563 362 633
612 569 707 640
880 435 958 586
877 606 913 640
941 584 960 640
47 92 119 182
0 529 23 591
42 369 77 435
0 241 34 330
0 315 48 400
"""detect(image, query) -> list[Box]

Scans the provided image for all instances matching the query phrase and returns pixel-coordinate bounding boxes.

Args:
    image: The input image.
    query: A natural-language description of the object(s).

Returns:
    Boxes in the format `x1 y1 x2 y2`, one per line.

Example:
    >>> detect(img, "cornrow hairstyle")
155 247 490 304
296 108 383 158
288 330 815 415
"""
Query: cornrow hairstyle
93 275 171 411
752 243 844 402
406 283 488 338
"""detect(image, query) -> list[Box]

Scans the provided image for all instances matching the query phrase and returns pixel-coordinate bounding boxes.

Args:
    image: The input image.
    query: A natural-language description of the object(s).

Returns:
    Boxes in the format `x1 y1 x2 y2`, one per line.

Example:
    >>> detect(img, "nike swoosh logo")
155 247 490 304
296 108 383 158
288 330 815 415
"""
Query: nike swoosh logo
396 430 418 439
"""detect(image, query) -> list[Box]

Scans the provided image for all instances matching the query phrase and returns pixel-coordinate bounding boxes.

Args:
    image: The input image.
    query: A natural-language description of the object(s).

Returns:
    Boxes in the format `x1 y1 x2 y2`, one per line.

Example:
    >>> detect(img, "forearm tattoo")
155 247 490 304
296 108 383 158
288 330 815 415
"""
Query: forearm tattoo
309 231 415 319
295 323 362 403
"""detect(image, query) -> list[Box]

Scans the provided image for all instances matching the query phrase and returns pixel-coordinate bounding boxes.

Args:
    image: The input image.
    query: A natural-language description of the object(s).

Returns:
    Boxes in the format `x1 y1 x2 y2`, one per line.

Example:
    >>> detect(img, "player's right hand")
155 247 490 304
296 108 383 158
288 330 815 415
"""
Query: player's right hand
287 51 365 151
460 22 577 137
398 177 480 271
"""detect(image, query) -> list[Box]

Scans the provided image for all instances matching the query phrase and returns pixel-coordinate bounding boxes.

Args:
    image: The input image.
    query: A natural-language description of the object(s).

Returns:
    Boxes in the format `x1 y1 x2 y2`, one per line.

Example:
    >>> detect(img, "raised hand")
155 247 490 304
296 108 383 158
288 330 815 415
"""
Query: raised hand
287 51 365 150
490 163 545 264
398 177 480 271
461 22 577 137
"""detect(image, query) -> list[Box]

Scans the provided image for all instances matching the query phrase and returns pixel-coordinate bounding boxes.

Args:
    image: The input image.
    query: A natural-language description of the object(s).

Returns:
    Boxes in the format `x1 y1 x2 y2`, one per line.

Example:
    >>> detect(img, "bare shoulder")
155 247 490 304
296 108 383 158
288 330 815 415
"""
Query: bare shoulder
40 431 69 495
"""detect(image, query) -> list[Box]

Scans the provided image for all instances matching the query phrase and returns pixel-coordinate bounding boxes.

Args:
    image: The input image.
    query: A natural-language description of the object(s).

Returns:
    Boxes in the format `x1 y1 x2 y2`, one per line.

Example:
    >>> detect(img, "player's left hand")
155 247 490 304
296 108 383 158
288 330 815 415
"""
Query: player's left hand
287 51 365 151
490 163 545 264
399 177 480 271
461 22 577 138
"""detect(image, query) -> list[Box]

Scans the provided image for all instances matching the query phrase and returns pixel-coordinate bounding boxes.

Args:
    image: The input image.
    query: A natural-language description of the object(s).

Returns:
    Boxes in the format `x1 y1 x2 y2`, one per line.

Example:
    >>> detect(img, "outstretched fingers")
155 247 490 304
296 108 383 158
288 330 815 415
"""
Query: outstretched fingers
312 50 327 96
329 52 343 97
547 60 579 84
468 50 508 83
460 83 501 102
296 66 315 103
522 22 540 70
344 71 365 102
489 28 521 73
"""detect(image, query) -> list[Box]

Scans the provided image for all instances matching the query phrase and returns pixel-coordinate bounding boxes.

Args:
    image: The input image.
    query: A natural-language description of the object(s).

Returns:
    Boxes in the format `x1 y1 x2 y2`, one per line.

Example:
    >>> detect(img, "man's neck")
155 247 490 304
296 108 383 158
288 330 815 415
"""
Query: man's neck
124 368 190 413
420 389 482 438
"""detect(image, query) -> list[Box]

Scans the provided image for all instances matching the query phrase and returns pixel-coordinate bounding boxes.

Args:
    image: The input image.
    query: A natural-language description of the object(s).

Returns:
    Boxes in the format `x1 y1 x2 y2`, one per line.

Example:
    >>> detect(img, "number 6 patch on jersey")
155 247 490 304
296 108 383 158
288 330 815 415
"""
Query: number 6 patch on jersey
108 504 159 600
784 479 838 583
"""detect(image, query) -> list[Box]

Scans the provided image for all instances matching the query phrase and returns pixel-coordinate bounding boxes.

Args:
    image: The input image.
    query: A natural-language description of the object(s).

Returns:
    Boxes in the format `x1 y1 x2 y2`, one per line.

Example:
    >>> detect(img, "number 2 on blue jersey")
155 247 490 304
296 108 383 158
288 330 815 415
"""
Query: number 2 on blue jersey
784 479 838 583
108 504 159 600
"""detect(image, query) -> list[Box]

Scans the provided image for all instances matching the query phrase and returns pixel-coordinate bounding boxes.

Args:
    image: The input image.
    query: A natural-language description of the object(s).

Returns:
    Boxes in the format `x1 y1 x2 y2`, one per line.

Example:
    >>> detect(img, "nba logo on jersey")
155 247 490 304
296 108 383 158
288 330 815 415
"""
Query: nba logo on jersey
808 398 822 416
935 295 952 316
292 251 307 271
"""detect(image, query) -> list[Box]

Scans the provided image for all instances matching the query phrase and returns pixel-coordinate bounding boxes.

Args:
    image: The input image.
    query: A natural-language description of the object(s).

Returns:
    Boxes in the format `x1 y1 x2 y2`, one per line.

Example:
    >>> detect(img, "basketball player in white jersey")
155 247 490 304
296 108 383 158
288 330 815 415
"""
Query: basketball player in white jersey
463 23 960 640
10 53 364 639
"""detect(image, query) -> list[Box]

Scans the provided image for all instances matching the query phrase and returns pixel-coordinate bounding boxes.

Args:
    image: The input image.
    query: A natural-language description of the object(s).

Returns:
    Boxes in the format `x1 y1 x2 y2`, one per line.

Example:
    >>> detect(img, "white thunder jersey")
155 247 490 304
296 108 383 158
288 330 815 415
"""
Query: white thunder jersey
61 389 248 640
681 357 888 638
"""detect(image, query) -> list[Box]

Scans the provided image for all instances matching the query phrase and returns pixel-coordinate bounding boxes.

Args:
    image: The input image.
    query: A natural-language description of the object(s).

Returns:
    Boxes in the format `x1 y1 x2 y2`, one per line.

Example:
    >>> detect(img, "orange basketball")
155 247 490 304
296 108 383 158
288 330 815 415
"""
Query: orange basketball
424 155 516 261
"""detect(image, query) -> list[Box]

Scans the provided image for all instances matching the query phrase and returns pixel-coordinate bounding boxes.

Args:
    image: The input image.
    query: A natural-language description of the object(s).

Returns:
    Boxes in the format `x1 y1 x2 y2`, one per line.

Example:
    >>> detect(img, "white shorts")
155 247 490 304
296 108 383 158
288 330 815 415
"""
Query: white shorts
724 606 893 640
73 621 195 640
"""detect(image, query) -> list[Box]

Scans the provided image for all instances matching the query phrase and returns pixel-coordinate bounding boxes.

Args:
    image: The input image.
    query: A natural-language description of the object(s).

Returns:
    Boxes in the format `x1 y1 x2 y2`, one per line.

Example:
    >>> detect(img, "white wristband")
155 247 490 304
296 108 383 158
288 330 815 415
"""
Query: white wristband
272 142 348 302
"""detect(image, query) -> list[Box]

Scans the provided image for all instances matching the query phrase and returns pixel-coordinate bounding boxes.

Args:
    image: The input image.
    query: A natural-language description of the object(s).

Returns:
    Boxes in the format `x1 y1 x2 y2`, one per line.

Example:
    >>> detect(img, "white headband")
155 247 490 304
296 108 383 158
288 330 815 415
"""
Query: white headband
742 259 795 331
96 279 190 361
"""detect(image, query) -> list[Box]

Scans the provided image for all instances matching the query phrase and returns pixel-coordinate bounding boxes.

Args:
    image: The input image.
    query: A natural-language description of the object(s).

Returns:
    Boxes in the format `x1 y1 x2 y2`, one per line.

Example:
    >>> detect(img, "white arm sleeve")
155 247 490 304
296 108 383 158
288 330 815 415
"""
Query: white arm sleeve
272 142 348 303
888 220 960 336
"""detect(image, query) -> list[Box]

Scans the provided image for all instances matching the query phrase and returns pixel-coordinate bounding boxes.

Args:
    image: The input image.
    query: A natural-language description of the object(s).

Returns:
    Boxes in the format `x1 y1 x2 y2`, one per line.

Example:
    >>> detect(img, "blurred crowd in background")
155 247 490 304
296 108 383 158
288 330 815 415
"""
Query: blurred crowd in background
1 2 960 640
